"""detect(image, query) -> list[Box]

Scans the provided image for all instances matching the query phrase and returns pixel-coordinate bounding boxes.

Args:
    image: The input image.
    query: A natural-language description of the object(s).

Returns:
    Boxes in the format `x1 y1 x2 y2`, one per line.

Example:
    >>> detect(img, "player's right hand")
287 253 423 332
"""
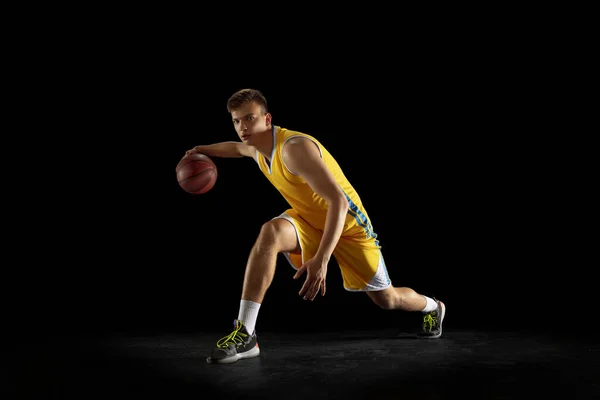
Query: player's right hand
293 256 328 301
185 147 199 156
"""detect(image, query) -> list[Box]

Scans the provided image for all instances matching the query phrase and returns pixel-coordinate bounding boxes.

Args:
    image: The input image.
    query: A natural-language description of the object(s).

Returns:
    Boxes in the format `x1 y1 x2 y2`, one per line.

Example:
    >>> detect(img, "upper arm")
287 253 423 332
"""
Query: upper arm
282 137 347 204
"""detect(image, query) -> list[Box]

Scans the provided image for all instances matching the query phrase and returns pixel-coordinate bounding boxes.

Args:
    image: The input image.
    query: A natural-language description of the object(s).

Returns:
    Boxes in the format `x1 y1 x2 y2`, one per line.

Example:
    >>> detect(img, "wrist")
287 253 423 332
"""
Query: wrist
314 252 331 263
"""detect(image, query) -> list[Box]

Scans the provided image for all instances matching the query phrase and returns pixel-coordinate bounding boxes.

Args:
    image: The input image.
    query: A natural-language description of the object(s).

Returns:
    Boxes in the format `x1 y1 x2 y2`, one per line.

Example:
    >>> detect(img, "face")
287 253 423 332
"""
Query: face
231 101 272 143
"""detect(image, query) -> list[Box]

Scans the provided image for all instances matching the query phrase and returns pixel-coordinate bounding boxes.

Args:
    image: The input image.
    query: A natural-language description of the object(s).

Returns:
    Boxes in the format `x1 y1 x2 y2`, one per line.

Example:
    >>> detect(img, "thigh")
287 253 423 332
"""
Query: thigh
334 237 392 291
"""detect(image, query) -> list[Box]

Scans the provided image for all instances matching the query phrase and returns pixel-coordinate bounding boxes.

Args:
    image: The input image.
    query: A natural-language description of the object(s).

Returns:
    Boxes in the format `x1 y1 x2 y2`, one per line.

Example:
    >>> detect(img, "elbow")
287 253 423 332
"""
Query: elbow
334 194 349 212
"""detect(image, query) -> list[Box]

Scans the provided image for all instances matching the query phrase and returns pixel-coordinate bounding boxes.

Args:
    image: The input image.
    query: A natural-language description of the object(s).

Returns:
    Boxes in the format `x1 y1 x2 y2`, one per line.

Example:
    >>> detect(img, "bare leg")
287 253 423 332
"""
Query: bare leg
366 286 430 311
206 218 301 364
241 218 300 304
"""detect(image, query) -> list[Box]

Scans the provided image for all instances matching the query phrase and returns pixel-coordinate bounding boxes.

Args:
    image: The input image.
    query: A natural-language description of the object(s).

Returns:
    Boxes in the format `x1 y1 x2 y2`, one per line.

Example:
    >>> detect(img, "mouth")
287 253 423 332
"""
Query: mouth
241 134 250 140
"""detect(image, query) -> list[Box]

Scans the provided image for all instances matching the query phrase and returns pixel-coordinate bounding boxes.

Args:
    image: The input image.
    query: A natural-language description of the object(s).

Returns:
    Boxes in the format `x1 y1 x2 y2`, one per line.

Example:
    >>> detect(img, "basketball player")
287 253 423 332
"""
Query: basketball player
185 89 446 364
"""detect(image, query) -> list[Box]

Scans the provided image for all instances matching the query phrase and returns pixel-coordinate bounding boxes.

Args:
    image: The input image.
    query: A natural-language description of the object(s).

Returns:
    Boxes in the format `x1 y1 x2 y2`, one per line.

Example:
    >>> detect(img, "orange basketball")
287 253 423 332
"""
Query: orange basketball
176 153 217 194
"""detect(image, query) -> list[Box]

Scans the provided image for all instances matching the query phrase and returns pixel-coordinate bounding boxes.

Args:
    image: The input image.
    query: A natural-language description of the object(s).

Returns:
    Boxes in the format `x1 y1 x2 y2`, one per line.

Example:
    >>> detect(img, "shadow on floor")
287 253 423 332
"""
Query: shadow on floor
6 329 598 399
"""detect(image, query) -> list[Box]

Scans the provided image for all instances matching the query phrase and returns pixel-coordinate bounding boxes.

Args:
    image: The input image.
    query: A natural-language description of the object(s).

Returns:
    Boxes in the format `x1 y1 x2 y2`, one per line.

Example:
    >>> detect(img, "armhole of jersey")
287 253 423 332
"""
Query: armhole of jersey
281 135 323 175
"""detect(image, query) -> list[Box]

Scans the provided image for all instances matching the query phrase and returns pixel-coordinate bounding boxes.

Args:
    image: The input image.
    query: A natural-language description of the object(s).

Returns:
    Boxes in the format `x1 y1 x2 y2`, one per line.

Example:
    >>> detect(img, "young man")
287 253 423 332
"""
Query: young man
185 88 446 364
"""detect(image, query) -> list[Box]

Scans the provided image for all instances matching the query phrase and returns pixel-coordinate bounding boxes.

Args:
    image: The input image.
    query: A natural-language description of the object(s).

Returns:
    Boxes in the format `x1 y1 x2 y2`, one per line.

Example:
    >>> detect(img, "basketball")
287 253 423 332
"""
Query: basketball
176 153 217 194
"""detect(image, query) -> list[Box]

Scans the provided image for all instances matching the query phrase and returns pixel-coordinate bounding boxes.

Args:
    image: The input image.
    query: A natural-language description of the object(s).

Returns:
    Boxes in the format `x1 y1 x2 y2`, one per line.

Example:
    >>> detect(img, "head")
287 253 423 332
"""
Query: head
227 88 272 142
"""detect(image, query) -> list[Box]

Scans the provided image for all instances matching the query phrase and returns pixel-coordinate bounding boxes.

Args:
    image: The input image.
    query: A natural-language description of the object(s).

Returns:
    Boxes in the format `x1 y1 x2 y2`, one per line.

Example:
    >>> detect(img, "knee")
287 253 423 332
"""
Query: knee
369 290 396 310
258 220 280 241
375 298 395 310
256 220 286 249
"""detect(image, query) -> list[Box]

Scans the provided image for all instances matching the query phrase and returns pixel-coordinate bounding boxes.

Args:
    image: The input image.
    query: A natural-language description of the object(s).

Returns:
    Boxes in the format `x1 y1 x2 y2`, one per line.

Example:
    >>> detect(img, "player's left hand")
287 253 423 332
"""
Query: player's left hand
293 256 328 301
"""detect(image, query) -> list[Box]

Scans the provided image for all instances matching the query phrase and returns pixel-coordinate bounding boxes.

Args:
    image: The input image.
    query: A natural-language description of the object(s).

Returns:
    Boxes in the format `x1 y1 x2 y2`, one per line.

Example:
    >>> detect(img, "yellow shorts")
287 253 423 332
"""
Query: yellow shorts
274 209 392 292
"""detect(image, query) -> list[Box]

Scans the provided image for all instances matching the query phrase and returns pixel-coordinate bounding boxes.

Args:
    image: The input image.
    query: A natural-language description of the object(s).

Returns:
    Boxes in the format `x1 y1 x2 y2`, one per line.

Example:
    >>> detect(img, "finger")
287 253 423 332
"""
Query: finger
321 280 326 296
303 280 317 300
298 278 311 296
293 265 307 280
310 284 320 301
309 281 321 301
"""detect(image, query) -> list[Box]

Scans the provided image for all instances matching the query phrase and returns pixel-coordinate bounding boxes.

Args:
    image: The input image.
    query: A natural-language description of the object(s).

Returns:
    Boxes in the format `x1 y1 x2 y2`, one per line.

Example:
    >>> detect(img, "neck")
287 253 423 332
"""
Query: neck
254 125 275 160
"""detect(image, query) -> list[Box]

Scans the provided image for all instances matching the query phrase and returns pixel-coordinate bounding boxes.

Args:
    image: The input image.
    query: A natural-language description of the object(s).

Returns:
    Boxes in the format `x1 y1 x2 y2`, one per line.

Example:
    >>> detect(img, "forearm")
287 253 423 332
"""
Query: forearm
193 142 245 158
315 196 349 261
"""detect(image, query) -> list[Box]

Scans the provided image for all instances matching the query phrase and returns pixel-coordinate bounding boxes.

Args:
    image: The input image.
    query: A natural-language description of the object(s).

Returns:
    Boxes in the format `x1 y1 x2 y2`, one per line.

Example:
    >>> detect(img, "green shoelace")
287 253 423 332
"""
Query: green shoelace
422 311 438 332
216 321 249 349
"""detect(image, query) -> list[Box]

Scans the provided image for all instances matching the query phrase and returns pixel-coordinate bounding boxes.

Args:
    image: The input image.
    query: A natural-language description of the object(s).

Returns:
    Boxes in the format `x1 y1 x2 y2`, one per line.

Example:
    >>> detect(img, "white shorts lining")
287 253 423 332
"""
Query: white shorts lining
343 251 392 292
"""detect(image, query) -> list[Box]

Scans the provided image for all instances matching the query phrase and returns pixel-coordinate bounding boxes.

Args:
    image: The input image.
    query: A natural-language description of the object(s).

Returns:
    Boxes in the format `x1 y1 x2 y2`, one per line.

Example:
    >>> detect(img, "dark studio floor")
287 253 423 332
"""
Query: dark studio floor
6 328 599 399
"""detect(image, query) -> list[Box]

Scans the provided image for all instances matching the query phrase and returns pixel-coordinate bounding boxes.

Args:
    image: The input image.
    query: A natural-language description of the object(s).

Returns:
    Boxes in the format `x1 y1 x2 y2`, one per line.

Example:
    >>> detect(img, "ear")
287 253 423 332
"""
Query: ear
265 112 272 126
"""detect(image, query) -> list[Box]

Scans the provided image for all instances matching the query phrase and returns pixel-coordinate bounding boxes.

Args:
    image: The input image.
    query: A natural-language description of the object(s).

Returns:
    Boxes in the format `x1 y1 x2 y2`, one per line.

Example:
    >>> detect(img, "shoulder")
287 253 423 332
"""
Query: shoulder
282 134 321 158
281 134 323 174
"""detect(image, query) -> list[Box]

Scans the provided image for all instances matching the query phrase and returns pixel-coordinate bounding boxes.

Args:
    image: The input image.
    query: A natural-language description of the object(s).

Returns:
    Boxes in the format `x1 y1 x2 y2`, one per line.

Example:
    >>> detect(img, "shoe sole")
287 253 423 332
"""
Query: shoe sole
419 302 446 339
206 344 260 364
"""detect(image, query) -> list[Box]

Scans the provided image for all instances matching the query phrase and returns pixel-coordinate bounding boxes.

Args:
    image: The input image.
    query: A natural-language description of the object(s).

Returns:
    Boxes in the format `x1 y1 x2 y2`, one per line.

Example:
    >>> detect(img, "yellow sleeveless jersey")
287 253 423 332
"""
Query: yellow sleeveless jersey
256 125 377 241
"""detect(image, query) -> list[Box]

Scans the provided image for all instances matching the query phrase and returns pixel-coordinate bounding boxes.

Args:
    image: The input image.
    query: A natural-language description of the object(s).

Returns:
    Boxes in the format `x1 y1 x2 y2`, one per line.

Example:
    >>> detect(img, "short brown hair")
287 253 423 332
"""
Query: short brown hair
227 88 268 114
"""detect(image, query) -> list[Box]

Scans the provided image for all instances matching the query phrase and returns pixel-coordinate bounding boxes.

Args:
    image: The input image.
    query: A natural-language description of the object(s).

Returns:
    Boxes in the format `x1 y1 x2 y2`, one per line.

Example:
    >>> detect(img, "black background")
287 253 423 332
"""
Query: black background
10 25 587 340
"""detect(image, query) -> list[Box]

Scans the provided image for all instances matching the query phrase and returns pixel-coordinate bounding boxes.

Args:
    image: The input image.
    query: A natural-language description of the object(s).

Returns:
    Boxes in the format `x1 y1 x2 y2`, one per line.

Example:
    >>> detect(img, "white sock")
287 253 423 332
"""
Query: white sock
421 296 438 313
237 299 261 335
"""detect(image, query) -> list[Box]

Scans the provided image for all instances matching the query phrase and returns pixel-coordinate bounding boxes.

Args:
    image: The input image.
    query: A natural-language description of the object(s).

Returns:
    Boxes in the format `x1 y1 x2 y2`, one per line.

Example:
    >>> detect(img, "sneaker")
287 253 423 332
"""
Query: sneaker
418 299 446 339
206 319 260 364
